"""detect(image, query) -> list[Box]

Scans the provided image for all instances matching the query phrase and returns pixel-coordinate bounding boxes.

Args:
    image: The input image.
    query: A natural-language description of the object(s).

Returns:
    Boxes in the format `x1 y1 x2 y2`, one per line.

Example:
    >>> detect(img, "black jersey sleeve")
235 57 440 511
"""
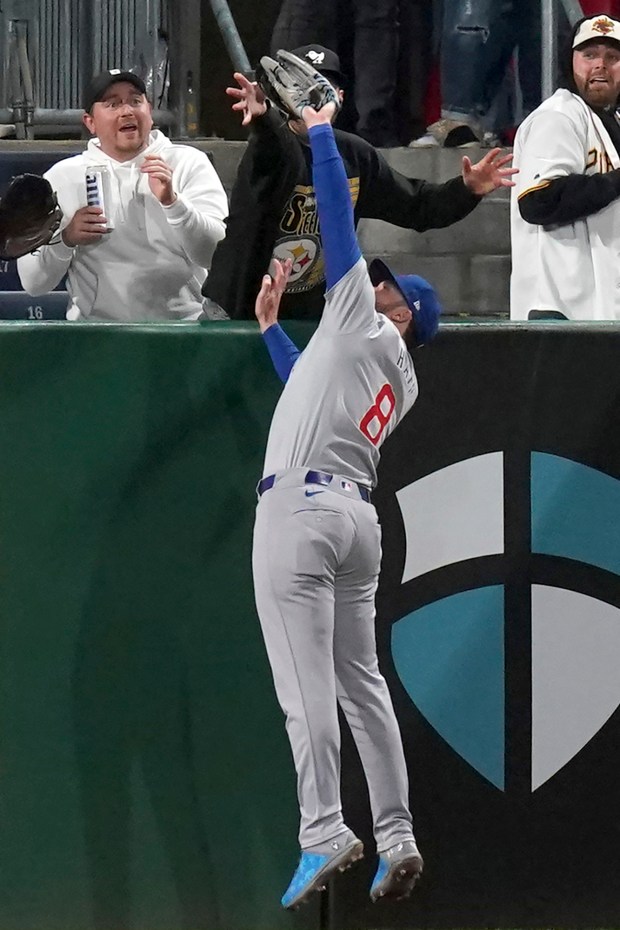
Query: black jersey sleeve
354 141 481 231
518 169 620 226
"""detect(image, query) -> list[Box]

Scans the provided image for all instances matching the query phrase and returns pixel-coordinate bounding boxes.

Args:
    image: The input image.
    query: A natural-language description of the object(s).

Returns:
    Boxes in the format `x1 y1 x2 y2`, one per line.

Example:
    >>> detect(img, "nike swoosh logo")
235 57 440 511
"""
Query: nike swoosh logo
305 489 324 497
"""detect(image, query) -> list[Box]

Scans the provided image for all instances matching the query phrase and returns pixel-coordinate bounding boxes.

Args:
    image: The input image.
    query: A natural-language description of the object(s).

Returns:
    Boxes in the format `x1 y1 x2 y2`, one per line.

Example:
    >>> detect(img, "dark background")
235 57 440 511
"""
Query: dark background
335 326 620 929
199 0 432 141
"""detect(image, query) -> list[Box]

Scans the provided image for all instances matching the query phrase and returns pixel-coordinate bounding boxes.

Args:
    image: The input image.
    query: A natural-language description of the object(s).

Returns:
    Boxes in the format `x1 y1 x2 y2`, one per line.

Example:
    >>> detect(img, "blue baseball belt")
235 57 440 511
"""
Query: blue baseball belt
258 469 371 502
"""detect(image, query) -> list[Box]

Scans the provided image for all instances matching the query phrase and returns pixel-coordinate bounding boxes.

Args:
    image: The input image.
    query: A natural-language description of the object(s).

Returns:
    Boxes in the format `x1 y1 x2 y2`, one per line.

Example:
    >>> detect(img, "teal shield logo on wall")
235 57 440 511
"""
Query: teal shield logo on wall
390 452 620 793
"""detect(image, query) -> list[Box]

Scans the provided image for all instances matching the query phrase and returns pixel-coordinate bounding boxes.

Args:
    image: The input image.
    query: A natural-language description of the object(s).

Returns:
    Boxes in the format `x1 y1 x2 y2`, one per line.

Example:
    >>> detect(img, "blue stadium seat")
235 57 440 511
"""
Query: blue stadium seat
0 150 81 188
0 257 67 292
0 258 24 291
0 291 67 320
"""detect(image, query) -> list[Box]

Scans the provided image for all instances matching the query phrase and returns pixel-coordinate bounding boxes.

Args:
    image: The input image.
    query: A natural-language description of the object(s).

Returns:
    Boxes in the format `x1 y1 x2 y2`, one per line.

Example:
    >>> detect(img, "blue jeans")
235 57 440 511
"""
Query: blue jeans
439 0 540 125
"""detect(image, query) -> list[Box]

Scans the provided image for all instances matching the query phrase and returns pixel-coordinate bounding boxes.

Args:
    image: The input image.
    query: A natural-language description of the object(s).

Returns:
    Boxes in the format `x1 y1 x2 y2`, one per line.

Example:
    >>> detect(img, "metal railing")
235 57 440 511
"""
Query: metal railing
542 0 586 100
0 0 599 141
0 0 174 137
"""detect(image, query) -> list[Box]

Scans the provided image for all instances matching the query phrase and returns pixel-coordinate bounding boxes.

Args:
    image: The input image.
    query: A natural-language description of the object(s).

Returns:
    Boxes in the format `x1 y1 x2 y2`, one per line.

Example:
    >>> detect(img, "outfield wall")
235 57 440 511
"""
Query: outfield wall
1 321 619 930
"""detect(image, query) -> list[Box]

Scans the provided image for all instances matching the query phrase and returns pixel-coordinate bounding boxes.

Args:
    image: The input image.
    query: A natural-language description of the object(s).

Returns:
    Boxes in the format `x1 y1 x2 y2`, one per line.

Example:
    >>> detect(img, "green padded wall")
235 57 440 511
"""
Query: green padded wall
0 322 317 930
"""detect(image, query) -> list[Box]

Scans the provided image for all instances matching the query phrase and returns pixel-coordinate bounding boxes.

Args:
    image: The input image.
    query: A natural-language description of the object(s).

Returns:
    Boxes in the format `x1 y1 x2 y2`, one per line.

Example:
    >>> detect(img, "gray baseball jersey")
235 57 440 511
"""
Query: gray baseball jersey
254 254 420 853
263 257 419 485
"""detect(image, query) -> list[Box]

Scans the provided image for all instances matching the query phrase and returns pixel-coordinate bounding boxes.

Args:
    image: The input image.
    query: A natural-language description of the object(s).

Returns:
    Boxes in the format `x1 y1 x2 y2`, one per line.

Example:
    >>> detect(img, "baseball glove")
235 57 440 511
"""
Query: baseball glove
0 173 63 260
257 49 341 121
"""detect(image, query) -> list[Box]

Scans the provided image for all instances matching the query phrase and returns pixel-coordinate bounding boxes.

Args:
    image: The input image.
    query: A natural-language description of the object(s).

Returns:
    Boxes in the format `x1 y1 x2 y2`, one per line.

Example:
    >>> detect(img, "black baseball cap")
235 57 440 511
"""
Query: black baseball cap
83 69 147 112
290 45 346 84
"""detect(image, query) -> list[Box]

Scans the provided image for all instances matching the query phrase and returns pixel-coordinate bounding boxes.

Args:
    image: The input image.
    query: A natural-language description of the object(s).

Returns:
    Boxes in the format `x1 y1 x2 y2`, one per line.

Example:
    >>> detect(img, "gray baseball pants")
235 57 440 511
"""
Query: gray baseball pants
252 469 414 851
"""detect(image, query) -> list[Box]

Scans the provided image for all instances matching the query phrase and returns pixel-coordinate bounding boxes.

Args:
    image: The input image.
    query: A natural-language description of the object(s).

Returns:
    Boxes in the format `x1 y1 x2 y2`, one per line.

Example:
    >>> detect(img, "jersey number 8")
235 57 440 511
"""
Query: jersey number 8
359 383 396 446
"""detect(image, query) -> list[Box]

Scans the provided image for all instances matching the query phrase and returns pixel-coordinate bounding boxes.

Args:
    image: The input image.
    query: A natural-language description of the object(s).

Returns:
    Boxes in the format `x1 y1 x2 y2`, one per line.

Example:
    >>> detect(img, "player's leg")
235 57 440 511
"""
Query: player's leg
333 501 412 845
333 500 423 900
252 486 363 905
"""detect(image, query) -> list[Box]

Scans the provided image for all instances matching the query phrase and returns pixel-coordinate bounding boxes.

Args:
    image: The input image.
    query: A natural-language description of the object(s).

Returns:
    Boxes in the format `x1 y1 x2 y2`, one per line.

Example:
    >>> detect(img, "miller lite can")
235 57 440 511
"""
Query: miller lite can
85 165 114 230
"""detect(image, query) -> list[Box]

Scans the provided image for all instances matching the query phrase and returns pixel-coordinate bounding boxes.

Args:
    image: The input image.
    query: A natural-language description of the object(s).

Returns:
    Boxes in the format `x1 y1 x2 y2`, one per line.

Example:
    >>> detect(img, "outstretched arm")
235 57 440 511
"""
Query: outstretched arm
255 258 300 383
303 103 361 290
461 148 517 195
226 72 268 126
356 146 515 232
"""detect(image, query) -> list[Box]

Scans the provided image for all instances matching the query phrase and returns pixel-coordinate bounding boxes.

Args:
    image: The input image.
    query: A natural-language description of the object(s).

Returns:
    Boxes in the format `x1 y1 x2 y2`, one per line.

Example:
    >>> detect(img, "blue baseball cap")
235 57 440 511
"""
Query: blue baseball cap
369 259 442 347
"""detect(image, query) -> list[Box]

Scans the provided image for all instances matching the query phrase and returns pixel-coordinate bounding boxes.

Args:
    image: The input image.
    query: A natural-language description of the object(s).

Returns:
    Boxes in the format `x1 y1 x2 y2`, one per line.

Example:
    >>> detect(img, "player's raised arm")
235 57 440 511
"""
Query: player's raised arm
258 50 361 293
302 103 361 290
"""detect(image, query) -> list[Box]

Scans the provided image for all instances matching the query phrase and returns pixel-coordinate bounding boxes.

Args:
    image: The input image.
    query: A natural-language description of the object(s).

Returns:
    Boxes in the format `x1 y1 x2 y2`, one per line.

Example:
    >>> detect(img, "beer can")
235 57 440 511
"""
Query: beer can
85 166 114 230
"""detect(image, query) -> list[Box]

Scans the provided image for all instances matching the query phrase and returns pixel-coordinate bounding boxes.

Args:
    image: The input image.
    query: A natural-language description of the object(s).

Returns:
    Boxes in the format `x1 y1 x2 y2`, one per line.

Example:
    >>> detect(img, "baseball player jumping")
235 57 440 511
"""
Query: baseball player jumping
252 52 442 911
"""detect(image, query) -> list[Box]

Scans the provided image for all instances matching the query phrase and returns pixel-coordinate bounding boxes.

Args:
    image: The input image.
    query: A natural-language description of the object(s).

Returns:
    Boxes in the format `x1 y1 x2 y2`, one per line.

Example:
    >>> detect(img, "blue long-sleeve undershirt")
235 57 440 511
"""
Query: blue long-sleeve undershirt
307 122 361 290
261 122 361 384
261 322 300 382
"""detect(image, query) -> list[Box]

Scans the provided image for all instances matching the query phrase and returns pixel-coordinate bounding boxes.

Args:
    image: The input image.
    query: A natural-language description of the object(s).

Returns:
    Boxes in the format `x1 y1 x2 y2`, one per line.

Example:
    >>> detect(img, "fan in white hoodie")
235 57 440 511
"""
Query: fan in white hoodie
18 70 228 322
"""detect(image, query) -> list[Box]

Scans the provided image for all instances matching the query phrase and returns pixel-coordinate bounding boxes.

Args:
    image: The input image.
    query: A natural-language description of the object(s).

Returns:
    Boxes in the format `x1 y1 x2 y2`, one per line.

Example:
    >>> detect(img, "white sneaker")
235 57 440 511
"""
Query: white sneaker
425 117 482 148
408 132 439 148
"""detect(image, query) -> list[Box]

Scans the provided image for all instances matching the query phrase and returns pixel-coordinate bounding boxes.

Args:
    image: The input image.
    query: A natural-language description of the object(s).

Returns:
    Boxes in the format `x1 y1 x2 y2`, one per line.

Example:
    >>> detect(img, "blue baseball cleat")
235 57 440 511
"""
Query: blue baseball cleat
281 834 364 909
370 839 424 902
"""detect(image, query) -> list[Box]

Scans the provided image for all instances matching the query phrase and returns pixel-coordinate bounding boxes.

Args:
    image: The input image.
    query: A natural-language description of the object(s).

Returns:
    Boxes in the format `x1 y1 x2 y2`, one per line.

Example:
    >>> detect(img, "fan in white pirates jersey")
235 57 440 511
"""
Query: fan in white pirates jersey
511 13 620 321
251 60 442 911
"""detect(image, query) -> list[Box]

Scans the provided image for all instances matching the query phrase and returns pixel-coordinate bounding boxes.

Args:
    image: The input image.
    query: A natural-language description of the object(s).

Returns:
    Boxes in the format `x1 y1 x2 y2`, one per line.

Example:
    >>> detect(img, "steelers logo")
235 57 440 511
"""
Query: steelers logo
271 236 319 284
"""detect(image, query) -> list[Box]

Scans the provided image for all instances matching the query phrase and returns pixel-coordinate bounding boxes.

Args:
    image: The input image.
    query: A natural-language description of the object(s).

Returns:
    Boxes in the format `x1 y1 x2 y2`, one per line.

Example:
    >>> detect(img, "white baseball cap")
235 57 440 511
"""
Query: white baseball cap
573 14 620 48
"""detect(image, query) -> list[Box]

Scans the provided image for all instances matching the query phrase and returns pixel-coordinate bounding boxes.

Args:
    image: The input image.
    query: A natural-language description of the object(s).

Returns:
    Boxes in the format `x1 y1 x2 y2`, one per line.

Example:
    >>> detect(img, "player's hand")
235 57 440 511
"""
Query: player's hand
301 100 337 129
461 148 518 196
61 206 109 247
141 155 177 206
227 73 267 126
255 258 292 332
